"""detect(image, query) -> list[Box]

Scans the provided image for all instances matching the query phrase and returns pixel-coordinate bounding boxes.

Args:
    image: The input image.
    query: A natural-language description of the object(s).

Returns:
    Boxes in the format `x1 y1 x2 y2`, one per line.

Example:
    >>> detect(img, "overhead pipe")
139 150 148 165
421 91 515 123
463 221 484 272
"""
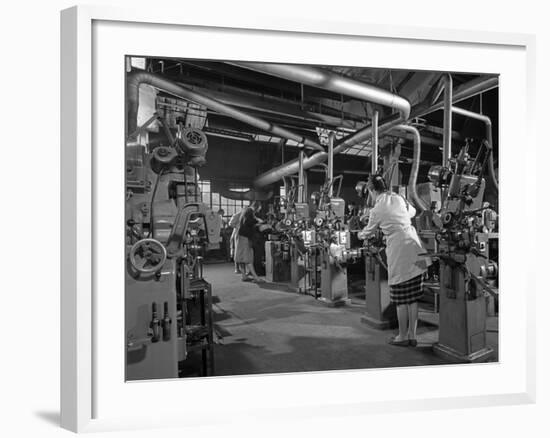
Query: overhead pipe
282 176 289 199
330 76 498 156
412 75 498 119
245 64 411 188
218 187 273 201
395 124 429 212
442 74 453 167
328 132 335 197
126 70 324 152
229 62 411 121
388 129 454 147
253 152 328 189
451 106 498 193
252 73 498 189
371 110 379 174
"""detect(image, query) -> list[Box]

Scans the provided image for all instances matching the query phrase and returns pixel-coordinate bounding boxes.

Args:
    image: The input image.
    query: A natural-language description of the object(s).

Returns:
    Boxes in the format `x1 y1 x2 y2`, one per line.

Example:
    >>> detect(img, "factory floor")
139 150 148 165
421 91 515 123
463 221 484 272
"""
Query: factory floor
203 263 499 377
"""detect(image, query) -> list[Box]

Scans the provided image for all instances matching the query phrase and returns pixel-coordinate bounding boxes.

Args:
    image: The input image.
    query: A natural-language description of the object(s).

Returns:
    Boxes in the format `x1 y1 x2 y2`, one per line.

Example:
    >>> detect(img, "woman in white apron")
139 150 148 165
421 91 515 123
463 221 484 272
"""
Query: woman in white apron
358 175 431 346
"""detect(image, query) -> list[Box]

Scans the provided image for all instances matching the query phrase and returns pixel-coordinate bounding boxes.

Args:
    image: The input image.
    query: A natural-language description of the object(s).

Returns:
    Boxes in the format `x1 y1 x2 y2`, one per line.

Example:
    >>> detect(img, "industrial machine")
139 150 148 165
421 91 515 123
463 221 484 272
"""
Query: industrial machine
310 168 352 306
120 62 501 377
125 120 216 380
426 138 499 362
263 172 309 288
263 135 356 306
264 239 292 283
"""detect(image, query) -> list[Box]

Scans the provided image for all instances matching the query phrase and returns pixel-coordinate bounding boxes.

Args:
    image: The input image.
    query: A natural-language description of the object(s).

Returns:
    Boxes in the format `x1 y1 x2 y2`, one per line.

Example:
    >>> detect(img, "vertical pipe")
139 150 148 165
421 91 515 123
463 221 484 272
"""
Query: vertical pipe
298 149 305 203
443 74 453 167
303 171 308 204
328 132 335 197
371 110 379 174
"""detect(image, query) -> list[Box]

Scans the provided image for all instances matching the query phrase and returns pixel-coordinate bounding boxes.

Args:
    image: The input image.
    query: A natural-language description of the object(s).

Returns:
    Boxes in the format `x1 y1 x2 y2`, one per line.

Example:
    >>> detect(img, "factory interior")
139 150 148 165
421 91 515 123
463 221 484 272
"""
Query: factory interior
125 57 499 381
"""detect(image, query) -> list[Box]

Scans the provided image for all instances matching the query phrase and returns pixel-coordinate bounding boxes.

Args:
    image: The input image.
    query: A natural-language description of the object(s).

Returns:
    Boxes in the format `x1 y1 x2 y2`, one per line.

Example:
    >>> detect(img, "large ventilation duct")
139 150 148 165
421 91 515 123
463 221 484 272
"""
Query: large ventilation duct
253 74 498 189
240 64 411 188
229 62 411 121
451 106 498 193
126 70 324 152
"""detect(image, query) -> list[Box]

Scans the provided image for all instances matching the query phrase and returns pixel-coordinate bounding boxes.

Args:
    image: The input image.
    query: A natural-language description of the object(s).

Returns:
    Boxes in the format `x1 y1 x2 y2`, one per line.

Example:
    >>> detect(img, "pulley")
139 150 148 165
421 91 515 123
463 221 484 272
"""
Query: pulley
150 146 178 173
428 165 452 187
129 238 167 274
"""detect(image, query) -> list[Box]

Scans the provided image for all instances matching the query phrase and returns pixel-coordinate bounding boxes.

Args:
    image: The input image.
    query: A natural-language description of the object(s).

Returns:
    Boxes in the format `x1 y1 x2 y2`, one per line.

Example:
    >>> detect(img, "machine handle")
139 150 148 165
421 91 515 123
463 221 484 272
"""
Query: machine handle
127 336 152 351
162 301 172 342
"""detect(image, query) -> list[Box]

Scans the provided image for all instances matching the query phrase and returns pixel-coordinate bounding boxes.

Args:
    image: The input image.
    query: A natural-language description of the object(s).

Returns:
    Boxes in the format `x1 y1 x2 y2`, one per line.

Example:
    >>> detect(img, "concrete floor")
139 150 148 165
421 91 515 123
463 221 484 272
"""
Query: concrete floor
204 263 498 377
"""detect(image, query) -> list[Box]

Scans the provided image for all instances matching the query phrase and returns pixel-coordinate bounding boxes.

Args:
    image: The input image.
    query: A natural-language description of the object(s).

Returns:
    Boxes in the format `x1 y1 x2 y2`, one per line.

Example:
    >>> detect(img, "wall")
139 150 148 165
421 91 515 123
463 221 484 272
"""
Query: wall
0 2 547 438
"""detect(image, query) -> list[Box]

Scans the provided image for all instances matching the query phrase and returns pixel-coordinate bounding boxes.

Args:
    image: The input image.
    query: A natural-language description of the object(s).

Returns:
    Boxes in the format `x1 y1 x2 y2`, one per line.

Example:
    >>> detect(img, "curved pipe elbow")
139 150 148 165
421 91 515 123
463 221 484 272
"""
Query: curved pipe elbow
126 70 324 152
395 125 429 212
451 106 499 194
229 62 411 129
223 63 412 188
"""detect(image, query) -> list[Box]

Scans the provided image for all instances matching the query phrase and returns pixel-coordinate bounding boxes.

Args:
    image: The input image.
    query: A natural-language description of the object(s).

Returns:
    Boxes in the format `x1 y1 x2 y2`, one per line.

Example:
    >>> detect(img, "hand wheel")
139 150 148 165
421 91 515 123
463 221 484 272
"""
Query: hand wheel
129 238 167 274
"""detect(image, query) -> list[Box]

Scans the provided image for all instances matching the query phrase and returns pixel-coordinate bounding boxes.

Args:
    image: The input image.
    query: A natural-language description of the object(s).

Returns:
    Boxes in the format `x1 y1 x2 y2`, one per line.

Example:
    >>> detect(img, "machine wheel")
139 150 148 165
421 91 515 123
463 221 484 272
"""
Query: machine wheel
129 238 167 274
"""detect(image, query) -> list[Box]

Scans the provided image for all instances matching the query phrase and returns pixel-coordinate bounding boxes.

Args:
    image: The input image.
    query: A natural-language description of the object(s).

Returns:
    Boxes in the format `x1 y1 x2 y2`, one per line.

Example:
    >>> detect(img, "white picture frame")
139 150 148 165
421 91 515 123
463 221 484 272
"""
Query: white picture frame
60 5 537 433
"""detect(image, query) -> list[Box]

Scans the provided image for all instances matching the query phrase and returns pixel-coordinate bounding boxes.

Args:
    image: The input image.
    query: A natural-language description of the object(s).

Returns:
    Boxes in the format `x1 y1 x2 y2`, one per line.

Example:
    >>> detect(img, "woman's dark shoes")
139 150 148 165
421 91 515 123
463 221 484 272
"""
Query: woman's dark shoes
388 336 409 347
408 339 418 347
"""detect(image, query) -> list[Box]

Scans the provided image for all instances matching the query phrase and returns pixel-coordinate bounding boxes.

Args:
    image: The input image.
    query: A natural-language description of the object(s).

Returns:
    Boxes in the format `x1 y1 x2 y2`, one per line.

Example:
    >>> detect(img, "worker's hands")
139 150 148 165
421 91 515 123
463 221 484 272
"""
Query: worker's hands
357 229 370 241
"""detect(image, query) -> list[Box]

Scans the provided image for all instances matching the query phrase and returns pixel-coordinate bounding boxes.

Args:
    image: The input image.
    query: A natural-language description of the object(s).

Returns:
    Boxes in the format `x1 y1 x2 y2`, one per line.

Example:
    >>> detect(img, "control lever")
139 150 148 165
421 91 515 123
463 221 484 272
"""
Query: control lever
150 302 161 343
161 301 172 342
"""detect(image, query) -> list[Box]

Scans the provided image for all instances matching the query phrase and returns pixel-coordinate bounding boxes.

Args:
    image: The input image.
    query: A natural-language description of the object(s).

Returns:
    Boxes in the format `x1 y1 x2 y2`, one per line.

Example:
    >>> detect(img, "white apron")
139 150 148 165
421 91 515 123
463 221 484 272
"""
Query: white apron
358 192 431 285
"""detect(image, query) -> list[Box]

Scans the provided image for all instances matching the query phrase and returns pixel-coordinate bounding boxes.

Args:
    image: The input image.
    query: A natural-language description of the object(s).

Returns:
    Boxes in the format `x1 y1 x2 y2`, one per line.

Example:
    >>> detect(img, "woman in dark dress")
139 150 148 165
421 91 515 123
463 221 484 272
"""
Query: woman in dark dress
234 207 264 282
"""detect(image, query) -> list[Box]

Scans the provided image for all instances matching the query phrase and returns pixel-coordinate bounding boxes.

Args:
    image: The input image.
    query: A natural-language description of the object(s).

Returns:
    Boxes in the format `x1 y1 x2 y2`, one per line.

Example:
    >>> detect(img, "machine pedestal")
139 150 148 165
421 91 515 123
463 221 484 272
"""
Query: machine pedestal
435 259 494 363
318 297 352 307
433 343 493 363
265 241 291 284
290 244 306 293
361 255 396 329
360 312 395 330
319 252 349 306
126 258 179 381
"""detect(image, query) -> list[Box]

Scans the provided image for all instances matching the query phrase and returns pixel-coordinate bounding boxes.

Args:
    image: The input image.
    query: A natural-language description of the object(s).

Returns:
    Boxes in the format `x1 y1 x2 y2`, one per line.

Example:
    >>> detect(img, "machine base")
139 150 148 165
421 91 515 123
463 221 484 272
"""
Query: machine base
360 313 397 330
317 297 351 307
433 343 494 363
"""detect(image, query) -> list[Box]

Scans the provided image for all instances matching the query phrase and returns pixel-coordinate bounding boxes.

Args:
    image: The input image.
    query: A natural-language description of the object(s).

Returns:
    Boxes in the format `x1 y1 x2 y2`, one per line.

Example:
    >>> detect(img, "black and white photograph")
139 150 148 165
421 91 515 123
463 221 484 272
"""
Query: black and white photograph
125 57 499 381
5 0 549 435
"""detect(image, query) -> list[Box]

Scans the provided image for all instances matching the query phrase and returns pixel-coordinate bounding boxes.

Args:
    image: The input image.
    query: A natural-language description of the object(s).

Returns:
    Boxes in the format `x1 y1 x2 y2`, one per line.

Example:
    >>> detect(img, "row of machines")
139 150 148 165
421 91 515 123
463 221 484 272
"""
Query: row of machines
125 122 219 380
357 137 499 362
264 136 499 363
265 170 363 306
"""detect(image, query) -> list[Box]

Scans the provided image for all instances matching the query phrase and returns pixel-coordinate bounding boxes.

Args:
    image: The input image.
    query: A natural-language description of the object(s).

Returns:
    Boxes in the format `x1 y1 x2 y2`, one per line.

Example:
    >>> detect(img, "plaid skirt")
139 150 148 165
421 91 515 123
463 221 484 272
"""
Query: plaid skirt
389 274 423 305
